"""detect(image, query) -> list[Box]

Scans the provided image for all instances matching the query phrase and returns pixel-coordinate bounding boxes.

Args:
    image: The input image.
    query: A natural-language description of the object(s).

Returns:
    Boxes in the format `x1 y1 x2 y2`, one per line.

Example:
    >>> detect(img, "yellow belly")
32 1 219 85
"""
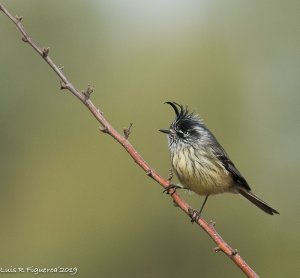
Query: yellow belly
171 147 233 195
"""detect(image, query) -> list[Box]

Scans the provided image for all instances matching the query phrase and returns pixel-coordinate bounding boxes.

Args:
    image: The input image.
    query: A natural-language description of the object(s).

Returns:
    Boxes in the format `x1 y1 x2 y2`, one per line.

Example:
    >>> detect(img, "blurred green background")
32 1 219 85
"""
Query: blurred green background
0 1 299 277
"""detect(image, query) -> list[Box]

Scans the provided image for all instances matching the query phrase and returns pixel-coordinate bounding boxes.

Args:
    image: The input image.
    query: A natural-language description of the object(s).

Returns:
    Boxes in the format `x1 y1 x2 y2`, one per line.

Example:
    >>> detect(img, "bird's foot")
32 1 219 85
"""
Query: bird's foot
188 208 202 223
163 184 183 195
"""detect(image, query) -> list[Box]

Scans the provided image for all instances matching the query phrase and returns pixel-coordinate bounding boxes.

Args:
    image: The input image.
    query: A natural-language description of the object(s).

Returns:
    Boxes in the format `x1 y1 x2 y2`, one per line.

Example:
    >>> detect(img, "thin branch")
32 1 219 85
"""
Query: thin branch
0 4 259 278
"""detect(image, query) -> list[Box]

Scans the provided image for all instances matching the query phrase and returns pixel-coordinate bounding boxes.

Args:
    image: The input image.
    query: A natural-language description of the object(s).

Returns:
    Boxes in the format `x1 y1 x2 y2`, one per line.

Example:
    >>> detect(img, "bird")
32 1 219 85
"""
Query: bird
159 101 279 220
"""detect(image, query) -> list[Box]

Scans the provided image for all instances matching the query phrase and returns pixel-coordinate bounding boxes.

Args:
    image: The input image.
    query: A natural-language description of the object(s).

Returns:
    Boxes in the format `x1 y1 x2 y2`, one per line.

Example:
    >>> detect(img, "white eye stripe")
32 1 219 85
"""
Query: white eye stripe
177 130 190 137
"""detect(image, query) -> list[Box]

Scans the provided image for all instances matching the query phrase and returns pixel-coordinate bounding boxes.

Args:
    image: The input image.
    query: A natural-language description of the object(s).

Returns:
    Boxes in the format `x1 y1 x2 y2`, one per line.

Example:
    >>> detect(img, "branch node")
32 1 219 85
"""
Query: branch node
99 126 109 134
146 169 153 177
214 247 222 253
21 36 28 42
59 80 67 90
15 15 23 22
82 85 94 100
42 47 50 57
209 220 216 227
123 123 133 139
231 249 238 256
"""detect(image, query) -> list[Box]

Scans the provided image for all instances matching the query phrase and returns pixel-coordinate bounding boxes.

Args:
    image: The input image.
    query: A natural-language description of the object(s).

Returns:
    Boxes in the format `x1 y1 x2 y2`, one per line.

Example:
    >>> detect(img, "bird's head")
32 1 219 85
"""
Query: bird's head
159 101 207 147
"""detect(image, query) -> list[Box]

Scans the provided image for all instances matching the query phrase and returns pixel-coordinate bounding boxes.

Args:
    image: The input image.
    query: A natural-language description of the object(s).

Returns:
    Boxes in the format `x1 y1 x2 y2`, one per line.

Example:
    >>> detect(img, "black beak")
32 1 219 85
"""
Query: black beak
159 128 170 134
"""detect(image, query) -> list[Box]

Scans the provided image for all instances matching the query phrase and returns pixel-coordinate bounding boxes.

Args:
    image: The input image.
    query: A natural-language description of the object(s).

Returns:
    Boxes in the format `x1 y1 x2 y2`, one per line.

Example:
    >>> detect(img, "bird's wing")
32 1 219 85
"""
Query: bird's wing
214 145 251 191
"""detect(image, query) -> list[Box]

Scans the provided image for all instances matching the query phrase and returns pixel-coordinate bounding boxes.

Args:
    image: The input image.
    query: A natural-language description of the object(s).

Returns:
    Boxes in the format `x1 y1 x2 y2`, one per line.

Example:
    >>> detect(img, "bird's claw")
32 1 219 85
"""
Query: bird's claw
163 184 182 195
188 208 202 223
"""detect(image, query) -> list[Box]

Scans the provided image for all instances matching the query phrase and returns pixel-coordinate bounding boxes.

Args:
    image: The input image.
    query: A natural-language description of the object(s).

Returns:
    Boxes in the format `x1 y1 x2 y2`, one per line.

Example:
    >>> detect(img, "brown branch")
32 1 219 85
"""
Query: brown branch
0 4 259 278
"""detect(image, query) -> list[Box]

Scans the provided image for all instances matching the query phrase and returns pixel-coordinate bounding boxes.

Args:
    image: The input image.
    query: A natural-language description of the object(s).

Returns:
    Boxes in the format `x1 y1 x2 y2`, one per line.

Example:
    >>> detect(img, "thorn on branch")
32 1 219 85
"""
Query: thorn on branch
58 64 64 71
42 47 50 57
123 123 133 139
59 80 67 90
146 169 153 177
99 126 109 134
209 220 216 227
82 85 94 100
21 36 28 42
231 249 238 256
15 15 23 22
214 247 222 253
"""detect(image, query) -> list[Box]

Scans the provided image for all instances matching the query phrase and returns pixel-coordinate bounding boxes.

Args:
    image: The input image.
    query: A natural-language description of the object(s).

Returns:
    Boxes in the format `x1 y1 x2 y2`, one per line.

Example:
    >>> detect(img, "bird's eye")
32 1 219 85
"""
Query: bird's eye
177 130 189 138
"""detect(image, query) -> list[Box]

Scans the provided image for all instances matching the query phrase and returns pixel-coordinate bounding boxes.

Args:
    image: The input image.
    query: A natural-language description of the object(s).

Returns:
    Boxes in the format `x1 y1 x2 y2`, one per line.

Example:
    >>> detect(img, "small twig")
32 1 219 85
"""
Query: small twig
231 249 239 256
59 80 67 90
209 220 216 227
15 15 22 22
82 85 94 100
99 126 109 134
0 5 259 278
123 123 133 139
146 169 153 177
214 247 222 253
58 64 64 71
42 47 50 57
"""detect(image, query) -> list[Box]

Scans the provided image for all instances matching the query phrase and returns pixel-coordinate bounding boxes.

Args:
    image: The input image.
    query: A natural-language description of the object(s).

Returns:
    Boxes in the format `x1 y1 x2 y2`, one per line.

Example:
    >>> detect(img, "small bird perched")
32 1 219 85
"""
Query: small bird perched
159 101 279 219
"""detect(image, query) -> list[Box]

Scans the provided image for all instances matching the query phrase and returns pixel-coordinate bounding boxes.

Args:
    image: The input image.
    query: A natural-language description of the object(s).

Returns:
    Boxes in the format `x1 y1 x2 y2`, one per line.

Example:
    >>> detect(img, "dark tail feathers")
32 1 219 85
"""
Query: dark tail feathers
238 188 279 215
